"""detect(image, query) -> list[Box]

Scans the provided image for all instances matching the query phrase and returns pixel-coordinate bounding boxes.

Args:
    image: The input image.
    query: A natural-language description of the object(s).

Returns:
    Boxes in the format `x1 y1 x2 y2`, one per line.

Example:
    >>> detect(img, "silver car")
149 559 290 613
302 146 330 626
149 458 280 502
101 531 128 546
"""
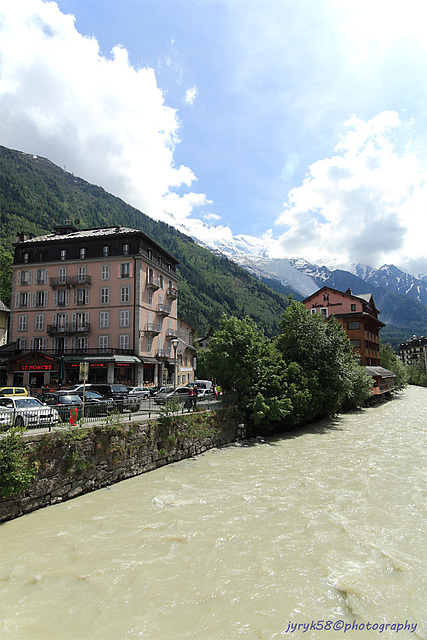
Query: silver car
0 396 60 430
128 386 150 400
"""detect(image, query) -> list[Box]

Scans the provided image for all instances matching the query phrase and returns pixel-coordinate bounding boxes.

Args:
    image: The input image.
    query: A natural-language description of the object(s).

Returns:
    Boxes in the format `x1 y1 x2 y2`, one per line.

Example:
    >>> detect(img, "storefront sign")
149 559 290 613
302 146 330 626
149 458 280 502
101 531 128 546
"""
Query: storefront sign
21 364 53 371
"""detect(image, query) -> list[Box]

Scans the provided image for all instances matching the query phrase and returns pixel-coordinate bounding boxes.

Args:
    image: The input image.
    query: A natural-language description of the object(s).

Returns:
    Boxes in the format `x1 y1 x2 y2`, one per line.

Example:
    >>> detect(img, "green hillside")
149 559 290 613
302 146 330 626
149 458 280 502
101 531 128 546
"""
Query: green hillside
0 145 293 337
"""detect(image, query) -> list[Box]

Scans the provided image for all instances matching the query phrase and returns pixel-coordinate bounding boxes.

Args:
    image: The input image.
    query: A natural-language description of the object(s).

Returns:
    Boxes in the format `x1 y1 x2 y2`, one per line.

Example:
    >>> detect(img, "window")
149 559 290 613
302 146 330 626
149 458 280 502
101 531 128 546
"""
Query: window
75 289 88 306
18 315 27 332
17 338 26 350
148 248 153 260
35 314 44 331
76 337 88 351
119 334 130 350
103 246 109 257
33 337 45 351
351 304 356 311
121 263 130 278
347 321 360 330
120 285 130 303
320 308 328 317
148 289 153 305
310 308 317 315
18 292 31 308
120 309 130 327
57 290 69 306
36 269 48 284
100 287 110 304
77 265 87 282
60 249 67 261
18 270 32 285
99 311 109 329
123 244 130 255
58 267 67 283
146 335 153 353
35 291 47 307
350 339 361 348
80 248 86 259
158 257 163 268
158 274 164 289
99 335 109 352
23 253 29 263
101 264 110 281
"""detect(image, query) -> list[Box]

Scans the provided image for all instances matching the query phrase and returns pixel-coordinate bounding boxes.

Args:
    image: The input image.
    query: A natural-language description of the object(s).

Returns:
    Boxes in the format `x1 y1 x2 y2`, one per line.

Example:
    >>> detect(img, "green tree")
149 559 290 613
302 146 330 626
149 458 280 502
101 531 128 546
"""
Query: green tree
201 315 291 430
406 360 427 387
380 343 408 390
276 301 371 420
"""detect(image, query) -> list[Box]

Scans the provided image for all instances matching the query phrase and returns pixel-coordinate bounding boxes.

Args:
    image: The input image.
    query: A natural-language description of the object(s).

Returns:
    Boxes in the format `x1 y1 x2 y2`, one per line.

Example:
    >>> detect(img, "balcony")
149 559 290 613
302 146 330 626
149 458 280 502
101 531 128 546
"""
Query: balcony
166 285 177 300
146 275 159 291
144 323 161 336
47 322 91 335
157 303 171 317
156 349 171 360
165 327 179 339
50 275 92 288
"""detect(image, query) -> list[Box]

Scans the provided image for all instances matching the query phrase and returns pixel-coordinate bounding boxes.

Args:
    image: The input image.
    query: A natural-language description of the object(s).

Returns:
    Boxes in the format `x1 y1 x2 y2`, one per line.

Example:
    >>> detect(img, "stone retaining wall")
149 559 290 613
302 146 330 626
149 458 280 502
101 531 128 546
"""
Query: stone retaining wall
1 407 243 523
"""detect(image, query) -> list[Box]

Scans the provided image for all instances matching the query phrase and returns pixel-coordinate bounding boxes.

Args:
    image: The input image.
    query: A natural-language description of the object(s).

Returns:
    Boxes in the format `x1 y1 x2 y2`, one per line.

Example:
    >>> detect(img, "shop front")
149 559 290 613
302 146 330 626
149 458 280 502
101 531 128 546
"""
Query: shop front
7 351 61 393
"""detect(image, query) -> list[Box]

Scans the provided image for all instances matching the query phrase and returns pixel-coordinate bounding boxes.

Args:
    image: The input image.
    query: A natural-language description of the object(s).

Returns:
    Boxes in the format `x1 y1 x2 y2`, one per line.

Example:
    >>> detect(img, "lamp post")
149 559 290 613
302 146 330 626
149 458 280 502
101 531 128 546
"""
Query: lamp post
171 339 179 389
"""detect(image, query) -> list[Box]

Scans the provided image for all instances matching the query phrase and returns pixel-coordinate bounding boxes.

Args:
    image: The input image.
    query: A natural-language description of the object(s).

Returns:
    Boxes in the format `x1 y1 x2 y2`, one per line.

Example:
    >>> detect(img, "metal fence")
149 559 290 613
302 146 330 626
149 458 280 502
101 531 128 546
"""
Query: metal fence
0 393 238 433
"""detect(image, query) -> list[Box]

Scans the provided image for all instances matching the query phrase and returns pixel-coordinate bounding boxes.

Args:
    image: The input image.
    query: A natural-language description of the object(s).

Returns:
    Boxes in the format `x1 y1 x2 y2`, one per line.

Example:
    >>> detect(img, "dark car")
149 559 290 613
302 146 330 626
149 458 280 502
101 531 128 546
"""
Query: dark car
37 392 83 422
75 390 115 416
154 387 192 405
88 384 140 412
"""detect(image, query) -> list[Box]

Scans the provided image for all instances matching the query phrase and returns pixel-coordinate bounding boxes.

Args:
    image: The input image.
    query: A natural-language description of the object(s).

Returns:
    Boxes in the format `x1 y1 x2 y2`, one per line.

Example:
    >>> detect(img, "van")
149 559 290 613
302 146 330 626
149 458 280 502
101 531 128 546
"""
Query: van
193 380 212 391
0 387 28 397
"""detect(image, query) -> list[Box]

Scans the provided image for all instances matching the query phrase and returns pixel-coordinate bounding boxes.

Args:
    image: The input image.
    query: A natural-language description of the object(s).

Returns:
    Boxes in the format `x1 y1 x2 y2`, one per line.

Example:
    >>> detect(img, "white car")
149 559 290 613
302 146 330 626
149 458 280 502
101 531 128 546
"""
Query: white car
128 386 150 400
0 396 60 430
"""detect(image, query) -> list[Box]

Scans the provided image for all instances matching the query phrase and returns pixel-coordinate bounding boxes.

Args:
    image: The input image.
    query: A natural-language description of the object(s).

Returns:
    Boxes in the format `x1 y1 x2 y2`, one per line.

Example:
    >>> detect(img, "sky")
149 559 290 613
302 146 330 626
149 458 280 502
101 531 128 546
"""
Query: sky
0 0 426 277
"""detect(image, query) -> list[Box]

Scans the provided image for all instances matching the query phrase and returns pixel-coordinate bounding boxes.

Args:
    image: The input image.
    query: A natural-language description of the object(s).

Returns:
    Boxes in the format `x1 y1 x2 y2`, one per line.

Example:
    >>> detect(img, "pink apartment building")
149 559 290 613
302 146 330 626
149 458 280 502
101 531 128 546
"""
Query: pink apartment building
6 225 179 390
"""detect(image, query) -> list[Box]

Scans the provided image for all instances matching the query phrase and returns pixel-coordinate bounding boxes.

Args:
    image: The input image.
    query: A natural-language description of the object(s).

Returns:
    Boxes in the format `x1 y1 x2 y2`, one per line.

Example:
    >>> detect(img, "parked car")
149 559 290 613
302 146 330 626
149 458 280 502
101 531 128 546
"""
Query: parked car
75 390 115 416
197 388 214 399
0 396 59 430
37 391 83 421
154 387 192 405
128 386 150 400
89 384 140 412
0 386 28 397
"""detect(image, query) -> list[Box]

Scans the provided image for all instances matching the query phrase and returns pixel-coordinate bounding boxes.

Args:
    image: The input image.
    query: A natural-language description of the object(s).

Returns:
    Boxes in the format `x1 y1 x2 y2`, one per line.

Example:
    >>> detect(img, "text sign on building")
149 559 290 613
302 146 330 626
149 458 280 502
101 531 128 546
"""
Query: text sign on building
21 364 53 371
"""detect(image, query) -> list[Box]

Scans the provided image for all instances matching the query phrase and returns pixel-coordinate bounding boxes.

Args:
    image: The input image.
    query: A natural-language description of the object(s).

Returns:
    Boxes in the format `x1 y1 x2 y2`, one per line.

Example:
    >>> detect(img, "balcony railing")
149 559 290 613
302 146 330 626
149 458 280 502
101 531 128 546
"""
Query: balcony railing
166 286 177 300
144 323 161 335
46 322 91 335
156 349 171 359
165 328 179 339
50 275 92 288
157 303 171 317
146 275 159 291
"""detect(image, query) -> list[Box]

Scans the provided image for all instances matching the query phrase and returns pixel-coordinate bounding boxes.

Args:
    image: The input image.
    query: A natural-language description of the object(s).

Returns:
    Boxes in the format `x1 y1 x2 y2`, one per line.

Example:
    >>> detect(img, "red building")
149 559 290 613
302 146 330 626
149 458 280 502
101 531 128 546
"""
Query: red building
302 286 385 366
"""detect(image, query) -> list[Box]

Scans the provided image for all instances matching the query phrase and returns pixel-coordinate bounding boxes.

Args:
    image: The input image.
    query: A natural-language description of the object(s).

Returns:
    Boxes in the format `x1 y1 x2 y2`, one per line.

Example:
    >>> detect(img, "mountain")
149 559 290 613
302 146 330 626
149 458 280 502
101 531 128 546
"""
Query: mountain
201 242 427 350
0 145 292 338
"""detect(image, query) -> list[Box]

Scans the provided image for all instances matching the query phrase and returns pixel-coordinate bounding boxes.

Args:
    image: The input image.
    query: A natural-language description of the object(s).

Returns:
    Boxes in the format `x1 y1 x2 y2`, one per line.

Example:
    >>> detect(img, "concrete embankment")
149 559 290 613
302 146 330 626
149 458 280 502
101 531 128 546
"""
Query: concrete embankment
1 407 243 523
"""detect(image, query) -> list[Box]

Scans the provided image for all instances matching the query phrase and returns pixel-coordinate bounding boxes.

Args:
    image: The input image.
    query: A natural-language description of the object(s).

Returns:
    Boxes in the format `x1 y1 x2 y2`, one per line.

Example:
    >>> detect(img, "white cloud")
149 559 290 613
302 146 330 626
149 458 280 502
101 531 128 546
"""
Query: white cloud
203 213 221 221
184 86 197 107
0 0 216 233
273 112 427 275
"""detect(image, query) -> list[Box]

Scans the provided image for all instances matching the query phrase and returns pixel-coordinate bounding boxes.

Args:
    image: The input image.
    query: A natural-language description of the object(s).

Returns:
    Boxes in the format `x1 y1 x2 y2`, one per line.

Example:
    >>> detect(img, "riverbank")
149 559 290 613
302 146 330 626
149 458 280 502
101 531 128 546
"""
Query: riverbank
0 407 242 523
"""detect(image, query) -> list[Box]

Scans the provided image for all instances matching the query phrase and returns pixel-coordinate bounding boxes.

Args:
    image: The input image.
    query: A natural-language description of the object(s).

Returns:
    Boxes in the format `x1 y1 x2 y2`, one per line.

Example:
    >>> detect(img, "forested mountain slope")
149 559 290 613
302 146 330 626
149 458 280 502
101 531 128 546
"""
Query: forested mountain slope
0 146 293 337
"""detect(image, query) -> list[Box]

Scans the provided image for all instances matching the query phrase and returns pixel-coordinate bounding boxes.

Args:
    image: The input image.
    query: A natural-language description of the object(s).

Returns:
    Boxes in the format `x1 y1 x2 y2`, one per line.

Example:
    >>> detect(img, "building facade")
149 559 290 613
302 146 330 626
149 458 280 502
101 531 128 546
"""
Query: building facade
7 225 179 391
399 336 427 371
302 286 385 366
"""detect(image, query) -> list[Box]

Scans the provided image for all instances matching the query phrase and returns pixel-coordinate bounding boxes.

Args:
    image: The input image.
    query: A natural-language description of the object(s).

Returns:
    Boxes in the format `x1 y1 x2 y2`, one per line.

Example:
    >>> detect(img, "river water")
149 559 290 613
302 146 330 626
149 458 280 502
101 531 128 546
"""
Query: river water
1 386 426 640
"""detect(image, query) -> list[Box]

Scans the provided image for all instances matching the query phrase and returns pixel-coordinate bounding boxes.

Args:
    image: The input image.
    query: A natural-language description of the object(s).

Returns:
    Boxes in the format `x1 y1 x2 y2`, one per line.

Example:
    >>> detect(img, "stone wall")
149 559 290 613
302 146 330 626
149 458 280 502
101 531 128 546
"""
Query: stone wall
1 407 243 522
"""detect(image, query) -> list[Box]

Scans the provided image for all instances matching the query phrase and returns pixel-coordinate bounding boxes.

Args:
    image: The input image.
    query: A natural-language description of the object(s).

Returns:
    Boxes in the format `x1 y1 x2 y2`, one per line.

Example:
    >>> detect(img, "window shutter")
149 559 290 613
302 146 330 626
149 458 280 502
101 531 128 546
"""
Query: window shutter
28 271 32 284
129 263 133 278
33 269 37 283
64 338 69 349
54 292 58 306
17 271 21 285
44 269 48 283
73 290 77 305
30 338 34 350
65 290 69 305
44 291 48 306
15 293 20 308
42 338 47 350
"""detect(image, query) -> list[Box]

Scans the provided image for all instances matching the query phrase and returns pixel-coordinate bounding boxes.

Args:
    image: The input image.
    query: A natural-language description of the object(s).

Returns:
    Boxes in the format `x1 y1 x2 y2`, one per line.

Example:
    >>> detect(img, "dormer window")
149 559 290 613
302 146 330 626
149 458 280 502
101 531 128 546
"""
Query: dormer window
60 249 67 261
23 253 29 264
148 248 153 260
80 248 86 259
123 244 129 255
103 246 109 257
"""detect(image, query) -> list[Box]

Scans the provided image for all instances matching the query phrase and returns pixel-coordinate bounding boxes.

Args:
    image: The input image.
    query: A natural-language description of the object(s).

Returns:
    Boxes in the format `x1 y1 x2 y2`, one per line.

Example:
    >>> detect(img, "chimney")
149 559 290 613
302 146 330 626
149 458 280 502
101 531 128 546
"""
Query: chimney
345 288 352 295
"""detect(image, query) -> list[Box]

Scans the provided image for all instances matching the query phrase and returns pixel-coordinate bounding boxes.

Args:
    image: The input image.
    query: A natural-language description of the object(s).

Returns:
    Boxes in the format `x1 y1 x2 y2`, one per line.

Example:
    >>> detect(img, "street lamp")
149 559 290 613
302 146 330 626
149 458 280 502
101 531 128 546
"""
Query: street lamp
171 339 179 389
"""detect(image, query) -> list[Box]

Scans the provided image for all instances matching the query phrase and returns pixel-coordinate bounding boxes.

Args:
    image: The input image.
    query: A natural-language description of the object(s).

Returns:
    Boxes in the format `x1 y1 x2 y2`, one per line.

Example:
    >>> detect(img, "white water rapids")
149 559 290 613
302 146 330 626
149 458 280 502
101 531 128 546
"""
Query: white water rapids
1 385 426 640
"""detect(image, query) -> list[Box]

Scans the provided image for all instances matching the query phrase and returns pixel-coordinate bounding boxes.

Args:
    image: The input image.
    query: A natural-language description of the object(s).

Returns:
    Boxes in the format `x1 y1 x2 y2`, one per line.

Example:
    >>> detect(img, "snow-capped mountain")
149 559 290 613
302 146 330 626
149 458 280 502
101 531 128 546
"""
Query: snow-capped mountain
199 236 427 308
